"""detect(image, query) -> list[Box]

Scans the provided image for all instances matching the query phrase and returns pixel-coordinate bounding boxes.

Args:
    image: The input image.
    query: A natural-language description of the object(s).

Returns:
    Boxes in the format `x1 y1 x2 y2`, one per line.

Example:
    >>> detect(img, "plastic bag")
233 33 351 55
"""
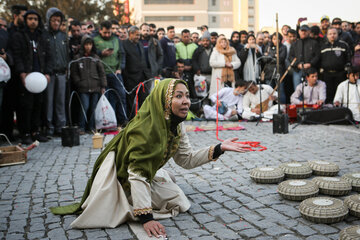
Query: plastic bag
0 57 11 83
95 94 117 130
193 74 208 98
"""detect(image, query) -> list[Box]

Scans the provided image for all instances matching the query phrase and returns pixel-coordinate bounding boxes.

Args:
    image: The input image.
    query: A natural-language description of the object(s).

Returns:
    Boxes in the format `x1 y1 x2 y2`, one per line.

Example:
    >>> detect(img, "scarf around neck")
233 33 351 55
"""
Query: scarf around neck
215 36 236 83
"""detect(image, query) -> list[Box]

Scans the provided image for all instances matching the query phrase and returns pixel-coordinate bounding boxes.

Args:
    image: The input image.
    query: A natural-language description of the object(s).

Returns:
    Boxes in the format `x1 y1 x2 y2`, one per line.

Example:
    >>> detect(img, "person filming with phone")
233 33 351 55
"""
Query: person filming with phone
93 21 128 127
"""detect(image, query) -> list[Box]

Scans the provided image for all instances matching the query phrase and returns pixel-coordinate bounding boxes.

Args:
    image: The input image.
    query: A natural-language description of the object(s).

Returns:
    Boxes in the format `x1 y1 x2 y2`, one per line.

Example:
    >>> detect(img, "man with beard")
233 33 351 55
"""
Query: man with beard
123 26 152 118
229 31 243 82
11 10 52 144
229 31 243 56
139 23 163 79
256 32 265 53
1 5 27 141
93 20 128 127
149 23 156 38
319 15 330 38
331 18 354 49
160 26 176 70
192 31 213 93
239 30 248 45
43 7 69 137
210 32 218 47
69 20 82 60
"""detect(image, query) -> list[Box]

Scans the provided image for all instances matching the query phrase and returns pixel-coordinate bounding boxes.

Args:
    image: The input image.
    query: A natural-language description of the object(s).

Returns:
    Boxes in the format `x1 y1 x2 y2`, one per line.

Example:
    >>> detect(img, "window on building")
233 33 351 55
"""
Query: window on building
145 16 194 21
212 0 216 6
145 0 194 4
212 16 216 23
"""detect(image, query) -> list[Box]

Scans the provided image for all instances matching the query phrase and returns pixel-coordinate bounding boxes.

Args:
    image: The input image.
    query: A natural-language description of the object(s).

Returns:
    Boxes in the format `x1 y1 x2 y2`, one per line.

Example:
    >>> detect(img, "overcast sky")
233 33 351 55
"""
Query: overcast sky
259 0 360 29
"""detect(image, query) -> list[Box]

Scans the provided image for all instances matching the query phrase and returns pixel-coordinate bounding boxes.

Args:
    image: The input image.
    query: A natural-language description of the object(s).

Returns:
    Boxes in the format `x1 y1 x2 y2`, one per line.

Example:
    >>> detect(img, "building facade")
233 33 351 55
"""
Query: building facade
133 0 259 37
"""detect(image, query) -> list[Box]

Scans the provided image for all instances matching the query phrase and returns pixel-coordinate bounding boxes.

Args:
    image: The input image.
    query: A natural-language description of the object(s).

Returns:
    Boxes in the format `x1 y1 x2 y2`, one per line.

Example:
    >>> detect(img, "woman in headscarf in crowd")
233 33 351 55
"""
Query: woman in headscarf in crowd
263 33 287 103
51 79 250 238
239 34 263 82
209 35 241 96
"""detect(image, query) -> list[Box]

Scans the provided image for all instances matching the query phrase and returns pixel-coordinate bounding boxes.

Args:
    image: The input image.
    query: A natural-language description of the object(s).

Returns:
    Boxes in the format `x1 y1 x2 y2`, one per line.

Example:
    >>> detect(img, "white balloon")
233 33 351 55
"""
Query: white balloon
25 72 48 93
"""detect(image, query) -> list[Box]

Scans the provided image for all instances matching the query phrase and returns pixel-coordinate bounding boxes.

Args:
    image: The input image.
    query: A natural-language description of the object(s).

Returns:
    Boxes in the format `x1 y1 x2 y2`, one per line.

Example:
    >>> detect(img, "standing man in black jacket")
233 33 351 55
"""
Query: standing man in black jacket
192 31 213 94
320 27 351 103
1 5 27 141
11 10 51 144
123 26 152 119
43 7 68 136
289 25 320 91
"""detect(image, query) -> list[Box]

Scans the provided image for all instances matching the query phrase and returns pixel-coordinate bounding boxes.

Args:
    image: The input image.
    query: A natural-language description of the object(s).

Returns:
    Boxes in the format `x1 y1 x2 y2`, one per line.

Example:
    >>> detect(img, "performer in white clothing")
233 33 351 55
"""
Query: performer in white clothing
334 67 360 121
242 81 280 120
203 81 247 120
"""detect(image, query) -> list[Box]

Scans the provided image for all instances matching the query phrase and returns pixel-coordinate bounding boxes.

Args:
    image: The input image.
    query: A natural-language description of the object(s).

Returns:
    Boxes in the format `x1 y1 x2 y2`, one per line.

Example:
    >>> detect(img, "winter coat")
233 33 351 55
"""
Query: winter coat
320 40 351 71
192 46 213 75
122 39 152 91
209 48 241 95
11 10 52 75
160 36 176 69
71 36 107 93
263 43 287 80
43 7 68 73
289 37 320 72
143 37 163 77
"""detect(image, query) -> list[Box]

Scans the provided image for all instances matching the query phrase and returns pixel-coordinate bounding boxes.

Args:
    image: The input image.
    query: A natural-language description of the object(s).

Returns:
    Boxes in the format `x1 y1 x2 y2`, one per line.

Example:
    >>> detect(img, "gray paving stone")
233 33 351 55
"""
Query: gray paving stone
311 224 339 234
184 228 211 238
203 222 239 239
239 227 262 238
293 223 317 236
27 231 46 239
175 219 199 230
278 235 303 240
47 228 66 239
264 224 293 236
306 235 330 240
66 229 83 239
193 213 216 224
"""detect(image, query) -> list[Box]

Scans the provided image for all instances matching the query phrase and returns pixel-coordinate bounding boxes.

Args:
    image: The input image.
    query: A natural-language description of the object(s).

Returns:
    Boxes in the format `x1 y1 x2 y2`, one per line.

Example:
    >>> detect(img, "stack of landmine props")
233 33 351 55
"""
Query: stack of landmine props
250 161 360 225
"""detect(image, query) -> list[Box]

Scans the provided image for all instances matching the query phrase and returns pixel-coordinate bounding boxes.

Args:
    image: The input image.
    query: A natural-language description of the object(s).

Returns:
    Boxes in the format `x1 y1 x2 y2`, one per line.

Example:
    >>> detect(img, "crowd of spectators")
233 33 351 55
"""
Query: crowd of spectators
0 5 360 144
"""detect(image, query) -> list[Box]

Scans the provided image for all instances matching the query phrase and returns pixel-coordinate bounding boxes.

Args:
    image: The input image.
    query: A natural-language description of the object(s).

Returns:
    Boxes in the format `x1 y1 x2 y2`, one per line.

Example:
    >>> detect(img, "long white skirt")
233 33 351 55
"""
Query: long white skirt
70 151 191 229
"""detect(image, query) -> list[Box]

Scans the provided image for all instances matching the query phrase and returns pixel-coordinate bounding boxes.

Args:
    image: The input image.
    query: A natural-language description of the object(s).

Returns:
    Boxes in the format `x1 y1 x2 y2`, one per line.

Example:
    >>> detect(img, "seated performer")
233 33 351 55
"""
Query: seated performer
203 81 247 120
50 79 251 238
290 68 326 105
242 81 280 120
334 66 360 121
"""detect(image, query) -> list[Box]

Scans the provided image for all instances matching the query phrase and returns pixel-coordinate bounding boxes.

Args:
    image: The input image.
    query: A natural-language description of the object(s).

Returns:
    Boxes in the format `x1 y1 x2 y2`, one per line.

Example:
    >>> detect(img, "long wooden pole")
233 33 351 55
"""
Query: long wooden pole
276 13 280 112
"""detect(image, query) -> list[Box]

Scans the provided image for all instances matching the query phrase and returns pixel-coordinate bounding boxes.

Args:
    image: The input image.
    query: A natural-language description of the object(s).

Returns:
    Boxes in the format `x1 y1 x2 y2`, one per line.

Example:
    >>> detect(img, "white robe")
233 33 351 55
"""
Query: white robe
333 79 360 121
242 84 280 120
203 87 243 120
70 124 217 228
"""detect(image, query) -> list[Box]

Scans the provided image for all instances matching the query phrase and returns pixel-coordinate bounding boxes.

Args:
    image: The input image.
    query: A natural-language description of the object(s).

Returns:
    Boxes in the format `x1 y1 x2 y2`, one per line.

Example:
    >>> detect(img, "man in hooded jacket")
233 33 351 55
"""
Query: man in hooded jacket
11 10 52 144
43 7 68 136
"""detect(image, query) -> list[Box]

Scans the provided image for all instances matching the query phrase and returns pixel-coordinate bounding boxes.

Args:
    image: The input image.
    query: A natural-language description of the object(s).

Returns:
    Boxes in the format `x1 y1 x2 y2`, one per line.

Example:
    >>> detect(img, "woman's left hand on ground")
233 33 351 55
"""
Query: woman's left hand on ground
221 138 252 153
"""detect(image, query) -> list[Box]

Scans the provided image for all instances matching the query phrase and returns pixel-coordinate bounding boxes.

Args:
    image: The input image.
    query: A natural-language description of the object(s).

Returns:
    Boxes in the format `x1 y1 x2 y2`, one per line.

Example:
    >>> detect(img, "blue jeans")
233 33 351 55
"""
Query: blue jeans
292 70 304 91
106 73 128 124
79 92 100 130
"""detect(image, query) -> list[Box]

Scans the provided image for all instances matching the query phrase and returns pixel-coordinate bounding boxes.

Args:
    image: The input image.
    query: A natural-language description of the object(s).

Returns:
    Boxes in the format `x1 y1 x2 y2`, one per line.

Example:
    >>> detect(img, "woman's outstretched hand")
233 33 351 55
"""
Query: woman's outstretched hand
221 138 251 153
143 220 166 238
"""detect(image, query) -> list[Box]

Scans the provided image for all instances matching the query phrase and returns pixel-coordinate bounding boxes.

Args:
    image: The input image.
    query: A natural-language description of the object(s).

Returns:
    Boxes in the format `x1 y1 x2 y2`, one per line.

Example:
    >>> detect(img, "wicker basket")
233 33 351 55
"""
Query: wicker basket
344 194 360 217
279 162 312 179
308 160 339 176
277 179 319 201
0 146 27 167
250 167 284 184
299 197 348 223
339 225 360 240
312 177 352 196
342 173 360 192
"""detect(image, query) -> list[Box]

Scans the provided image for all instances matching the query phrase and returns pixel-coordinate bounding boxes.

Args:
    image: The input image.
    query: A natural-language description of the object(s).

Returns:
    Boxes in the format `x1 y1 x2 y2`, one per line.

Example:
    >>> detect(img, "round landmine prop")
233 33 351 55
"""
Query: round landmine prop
250 167 284 183
299 197 348 223
344 194 360 217
308 160 339 176
312 177 352 196
339 225 360 240
279 162 312 179
342 173 360 192
277 180 319 201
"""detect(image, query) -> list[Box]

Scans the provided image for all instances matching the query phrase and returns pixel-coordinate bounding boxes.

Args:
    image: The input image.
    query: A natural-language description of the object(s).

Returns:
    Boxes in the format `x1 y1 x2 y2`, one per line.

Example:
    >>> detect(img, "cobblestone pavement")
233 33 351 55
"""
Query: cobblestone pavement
1 121 360 240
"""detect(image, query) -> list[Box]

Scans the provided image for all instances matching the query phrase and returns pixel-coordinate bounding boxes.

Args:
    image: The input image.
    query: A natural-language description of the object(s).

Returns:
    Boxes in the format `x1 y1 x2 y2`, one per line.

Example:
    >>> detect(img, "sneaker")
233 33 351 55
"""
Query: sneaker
32 132 48 142
21 134 33 145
